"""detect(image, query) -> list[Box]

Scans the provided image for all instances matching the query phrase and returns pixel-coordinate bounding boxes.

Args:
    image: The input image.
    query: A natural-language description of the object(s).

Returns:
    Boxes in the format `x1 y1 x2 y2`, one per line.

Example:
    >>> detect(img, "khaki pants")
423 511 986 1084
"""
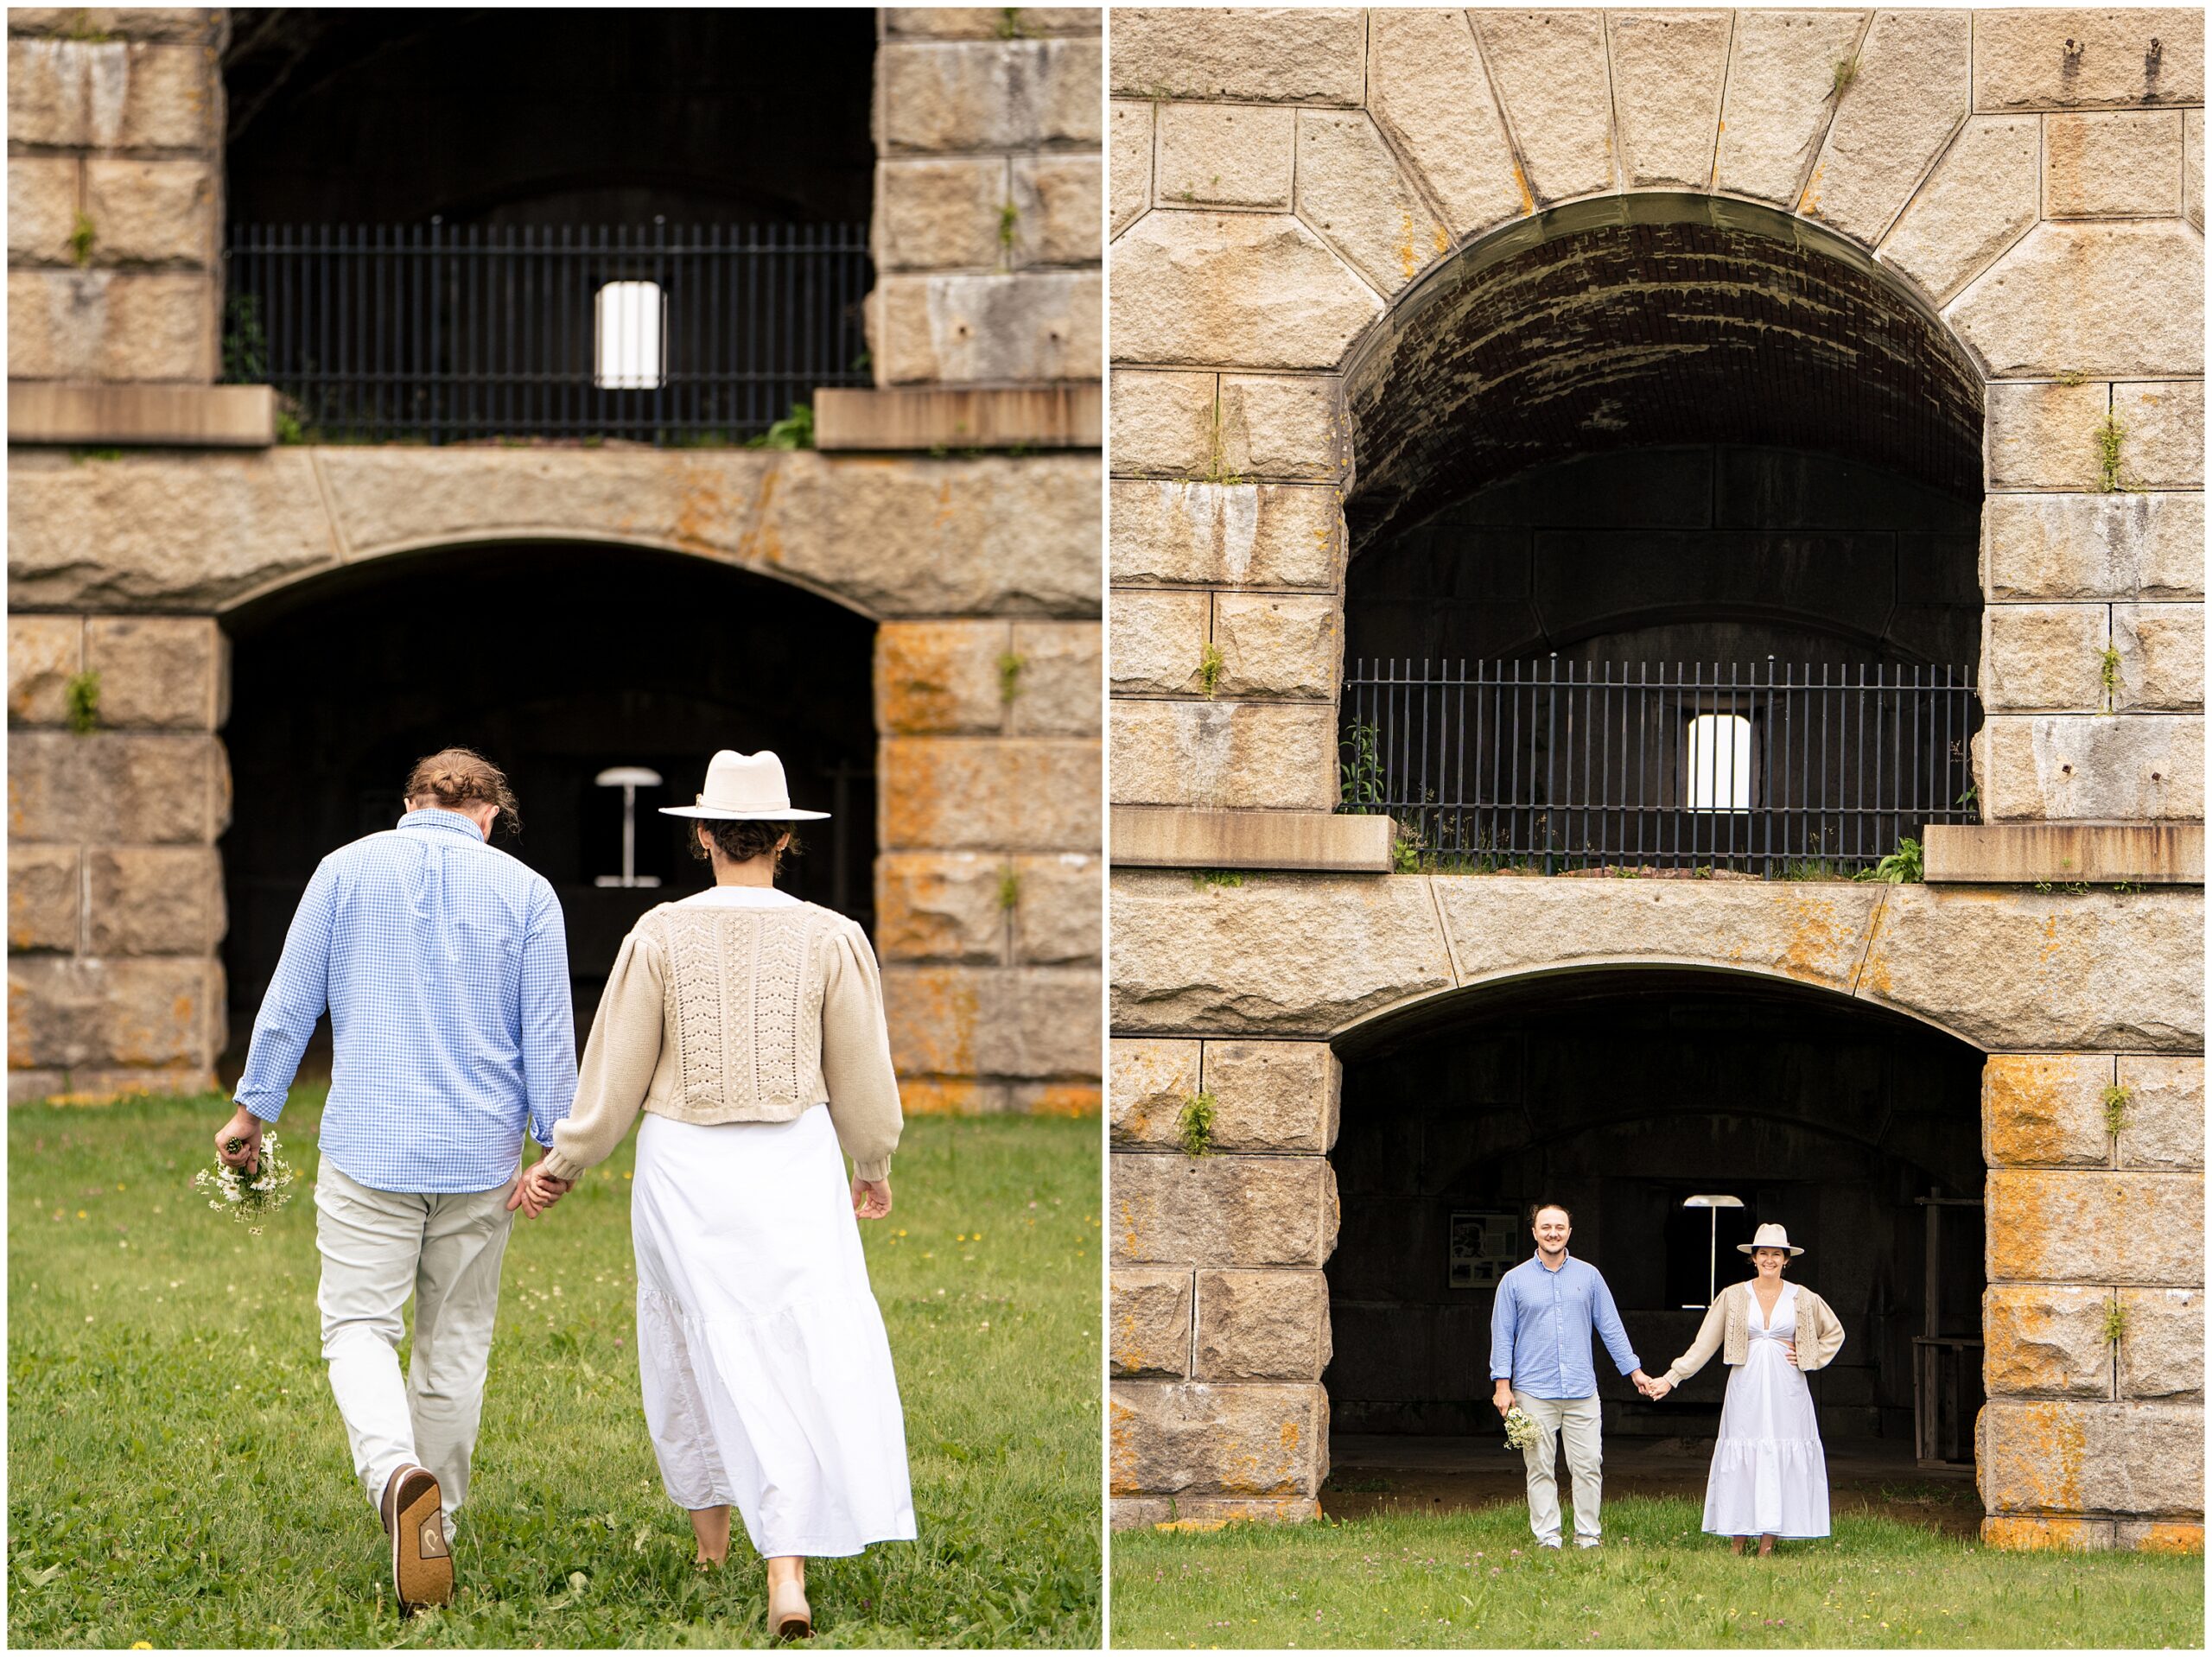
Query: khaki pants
314 1162 517 1537
1517 1393 1604 1544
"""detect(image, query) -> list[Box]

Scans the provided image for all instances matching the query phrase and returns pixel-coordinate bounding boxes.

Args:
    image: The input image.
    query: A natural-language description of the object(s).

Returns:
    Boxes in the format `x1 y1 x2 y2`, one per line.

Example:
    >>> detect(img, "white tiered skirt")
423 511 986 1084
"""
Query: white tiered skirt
1701 1324 1832 1540
632 1107 916 1558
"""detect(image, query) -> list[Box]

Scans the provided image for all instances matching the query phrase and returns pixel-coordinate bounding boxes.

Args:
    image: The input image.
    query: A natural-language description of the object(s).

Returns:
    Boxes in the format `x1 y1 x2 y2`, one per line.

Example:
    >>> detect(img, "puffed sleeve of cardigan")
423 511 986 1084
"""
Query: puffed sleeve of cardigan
819 921 903 1183
1796 1288 1847 1373
541 926 666 1185
1662 1291 1732 1387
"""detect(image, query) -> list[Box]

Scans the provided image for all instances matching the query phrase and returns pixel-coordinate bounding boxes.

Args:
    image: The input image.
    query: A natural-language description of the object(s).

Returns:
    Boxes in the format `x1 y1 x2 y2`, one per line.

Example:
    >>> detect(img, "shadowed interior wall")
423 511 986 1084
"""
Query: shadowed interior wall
219 543 875 1069
1328 973 1986 1448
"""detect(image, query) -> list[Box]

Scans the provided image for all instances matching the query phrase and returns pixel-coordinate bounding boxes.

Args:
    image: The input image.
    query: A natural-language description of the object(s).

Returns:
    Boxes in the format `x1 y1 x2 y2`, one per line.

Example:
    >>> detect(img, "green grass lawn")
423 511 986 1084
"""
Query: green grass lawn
1111 1498 2204 1649
9 1090 1101 1648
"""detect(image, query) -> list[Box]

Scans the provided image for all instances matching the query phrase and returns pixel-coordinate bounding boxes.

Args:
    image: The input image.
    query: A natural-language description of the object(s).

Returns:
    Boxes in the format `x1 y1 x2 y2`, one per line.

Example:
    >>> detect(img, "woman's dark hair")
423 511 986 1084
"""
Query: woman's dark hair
690 818 802 871
404 747 519 838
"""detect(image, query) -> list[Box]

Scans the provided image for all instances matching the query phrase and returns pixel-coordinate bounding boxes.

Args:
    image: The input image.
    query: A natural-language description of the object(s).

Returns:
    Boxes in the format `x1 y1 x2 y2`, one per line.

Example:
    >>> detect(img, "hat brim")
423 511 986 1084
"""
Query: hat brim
658 805 830 821
1736 1242 1805 1256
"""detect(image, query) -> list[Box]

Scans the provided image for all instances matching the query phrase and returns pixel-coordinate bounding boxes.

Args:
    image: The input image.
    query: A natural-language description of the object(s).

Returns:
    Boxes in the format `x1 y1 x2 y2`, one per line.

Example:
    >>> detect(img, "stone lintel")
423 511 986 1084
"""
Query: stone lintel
1110 806 1392 872
8 382 275 448
812 383 1101 450
1924 822 2204 885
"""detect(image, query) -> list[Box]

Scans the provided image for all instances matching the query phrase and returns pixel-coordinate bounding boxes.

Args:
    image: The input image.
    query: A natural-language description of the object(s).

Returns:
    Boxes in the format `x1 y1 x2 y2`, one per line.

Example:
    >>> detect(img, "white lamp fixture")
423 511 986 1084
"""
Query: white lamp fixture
1685 713 1752 811
594 281 665 390
594 765 664 888
1681 1193 1746 1307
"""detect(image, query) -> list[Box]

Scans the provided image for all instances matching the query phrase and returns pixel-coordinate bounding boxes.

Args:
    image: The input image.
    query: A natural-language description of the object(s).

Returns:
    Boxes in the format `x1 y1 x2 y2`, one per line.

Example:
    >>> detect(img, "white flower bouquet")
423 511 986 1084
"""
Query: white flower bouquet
194 1131 299 1236
1502 1405 1541 1451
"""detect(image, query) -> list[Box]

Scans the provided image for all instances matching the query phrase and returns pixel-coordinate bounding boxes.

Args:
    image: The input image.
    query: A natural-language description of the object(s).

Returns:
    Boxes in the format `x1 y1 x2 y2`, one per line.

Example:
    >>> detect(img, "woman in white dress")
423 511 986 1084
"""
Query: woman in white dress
1642 1222 1844 1556
539 750 914 1637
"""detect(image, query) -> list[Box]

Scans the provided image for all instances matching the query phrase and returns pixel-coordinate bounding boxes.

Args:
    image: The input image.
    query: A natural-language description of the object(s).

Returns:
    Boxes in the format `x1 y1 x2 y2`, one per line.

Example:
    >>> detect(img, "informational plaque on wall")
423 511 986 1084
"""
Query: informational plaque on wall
1449 1209 1521 1290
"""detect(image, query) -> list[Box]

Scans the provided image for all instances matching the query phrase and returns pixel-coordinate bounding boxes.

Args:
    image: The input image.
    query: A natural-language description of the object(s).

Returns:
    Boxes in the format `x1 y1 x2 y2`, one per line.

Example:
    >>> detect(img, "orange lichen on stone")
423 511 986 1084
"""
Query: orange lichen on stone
1777 891 1859 986
1984 1054 2101 1166
899 1077 992 1116
883 964 979 1076
2128 1523 2205 1553
1510 159 1535 216
1983 1514 2109 1551
1023 1083 1101 1118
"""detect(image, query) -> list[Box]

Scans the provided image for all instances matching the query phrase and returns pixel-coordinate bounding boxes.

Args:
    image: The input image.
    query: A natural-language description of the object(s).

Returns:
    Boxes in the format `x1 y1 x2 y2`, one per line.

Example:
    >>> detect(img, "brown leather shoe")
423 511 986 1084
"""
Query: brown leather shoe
381 1465 453 1612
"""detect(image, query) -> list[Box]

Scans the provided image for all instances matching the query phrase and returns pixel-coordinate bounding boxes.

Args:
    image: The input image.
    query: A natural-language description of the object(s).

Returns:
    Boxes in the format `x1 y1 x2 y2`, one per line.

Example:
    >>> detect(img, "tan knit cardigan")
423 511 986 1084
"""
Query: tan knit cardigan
1661 1279 1846 1386
542 897 903 1184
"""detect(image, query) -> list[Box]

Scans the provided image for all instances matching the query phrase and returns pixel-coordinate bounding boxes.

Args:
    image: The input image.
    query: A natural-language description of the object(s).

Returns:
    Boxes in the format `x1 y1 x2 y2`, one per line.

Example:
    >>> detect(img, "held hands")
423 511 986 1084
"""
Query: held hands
851 1177 892 1220
214 1104 264 1176
506 1159 572 1218
1636 1372 1674 1400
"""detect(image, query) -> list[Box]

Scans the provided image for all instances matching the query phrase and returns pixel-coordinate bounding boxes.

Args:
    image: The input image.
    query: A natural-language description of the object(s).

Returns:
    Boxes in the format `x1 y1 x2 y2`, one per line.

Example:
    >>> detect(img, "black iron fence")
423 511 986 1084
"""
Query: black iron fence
221 223 873 445
1339 658 1981 876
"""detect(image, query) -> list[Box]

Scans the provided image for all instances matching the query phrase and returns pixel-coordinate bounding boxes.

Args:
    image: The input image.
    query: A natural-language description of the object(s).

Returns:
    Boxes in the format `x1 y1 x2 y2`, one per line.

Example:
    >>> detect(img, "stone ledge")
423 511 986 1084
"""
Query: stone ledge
8 382 274 448
812 383 1101 450
1109 1495 1321 1530
1110 806 1391 872
1925 823 2204 885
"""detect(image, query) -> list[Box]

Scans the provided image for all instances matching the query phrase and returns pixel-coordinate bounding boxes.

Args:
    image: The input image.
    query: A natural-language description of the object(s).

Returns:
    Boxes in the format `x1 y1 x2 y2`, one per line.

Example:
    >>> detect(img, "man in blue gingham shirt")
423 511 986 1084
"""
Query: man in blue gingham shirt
214 750 576 1611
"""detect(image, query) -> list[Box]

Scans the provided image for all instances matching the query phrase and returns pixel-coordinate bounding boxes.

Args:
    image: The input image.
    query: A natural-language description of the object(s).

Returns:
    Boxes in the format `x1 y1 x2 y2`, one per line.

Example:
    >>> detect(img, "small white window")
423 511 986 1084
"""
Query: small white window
1685 713 1752 811
594 281 665 390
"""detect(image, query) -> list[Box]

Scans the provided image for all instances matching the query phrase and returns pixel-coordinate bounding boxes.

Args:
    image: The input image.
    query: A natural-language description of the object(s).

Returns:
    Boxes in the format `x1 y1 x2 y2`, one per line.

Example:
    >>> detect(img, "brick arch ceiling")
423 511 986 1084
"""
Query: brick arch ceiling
1339 195 1986 556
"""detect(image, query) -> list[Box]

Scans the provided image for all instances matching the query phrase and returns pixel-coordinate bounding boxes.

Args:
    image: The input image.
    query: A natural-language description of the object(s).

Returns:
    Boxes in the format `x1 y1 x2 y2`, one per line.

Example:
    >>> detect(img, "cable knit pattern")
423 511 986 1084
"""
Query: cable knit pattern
543 892 903 1186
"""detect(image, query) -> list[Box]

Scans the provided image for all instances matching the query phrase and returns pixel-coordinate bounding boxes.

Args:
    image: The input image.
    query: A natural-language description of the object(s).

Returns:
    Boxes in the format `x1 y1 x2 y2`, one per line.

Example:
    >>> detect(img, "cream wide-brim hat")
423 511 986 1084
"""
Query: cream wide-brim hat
1737 1222 1805 1257
658 749 830 821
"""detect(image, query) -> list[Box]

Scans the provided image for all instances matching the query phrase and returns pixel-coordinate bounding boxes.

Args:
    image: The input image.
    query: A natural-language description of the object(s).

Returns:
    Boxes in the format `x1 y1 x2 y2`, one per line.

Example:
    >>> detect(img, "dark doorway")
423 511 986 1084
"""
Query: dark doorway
217 543 875 1076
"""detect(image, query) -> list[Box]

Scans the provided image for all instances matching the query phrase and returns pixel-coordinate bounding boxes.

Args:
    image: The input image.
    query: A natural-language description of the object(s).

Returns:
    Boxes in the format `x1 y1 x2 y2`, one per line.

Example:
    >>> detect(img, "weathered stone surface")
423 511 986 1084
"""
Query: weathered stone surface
8 613 80 726
1109 871 1454 1036
1799 11 1968 246
86 844 219 955
1007 620 1101 738
1864 886 2203 1052
1110 1494 1319 1529
2046 111 2187 217
1438 877 1880 996
2120 1287 2202 1399
874 620 1009 736
2116 1056 2204 1171
10 11 219 45
2113 382 2204 488
1972 10 2204 112
1983 492 2204 600
1109 100 1151 238
118 40 213 148
1979 603 2109 713
900 1076 1009 1116
1013 851 1100 965
1983 1285 2115 1398
1950 222 2205 379
1112 1267 1194 1376
1109 479 1342 588
1471 11 1615 206
874 851 1007 964
2112 603 2204 712
1294 110 1444 297
9 730 229 845
1154 102 1294 210
1217 375 1344 483
1110 1036 1201 1147
1988 1170 2203 1286
1113 1152 1338 1267
874 157 1005 273
1211 593 1338 700
884 8 1097 40
1980 1400 2204 1517
1007 1080 1102 1117
2189 109 2204 229
8 449 338 612
83 615 219 729
883 963 1100 1079
1011 156 1099 268
7 269 212 380
1109 700 1336 810
872 270 1101 384
1111 588 1211 695
81 157 211 266
879 38 1101 152
1974 714 2202 821
1714 10 1869 206
8 155 77 265
1985 380 2108 492
2113 1520 2207 1552
1196 1269 1331 1381
1110 370 1215 478
1982 1514 2115 1550
1365 9 1523 240
1607 12 1731 191
1110 212 1382 371
8 38 127 148
1984 1054 2116 1169
7 953 219 1070
879 737 1098 852
9 844 79 954
1110 1379 1329 1497
1109 9 1363 104
1199 1039 1338 1153
1878 114 2041 305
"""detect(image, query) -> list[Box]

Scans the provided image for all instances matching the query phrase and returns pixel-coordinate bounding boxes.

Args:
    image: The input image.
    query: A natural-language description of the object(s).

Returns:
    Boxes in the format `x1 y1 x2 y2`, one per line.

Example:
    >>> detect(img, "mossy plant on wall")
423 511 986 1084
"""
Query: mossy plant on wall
1196 642 1225 699
996 866 1020 911
1176 1091 1217 1158
2103 1298 2129 1345
65 670 101 735
68 211 94 268
1192 868 1246 890
2099 643 2123 712
2102 1081 2131 1139
1853 836 1923 884
998 651 1026 705
2094 413 2129 493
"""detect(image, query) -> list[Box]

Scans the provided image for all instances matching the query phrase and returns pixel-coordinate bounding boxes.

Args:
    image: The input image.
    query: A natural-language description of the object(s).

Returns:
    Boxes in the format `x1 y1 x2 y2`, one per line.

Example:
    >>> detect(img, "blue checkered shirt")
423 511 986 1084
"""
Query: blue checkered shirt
234 809 577 1193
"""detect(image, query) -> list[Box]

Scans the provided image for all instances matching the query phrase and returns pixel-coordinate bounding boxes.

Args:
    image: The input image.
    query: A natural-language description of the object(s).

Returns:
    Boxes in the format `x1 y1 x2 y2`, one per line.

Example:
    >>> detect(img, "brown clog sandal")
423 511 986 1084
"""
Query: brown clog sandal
382 1465 453 1613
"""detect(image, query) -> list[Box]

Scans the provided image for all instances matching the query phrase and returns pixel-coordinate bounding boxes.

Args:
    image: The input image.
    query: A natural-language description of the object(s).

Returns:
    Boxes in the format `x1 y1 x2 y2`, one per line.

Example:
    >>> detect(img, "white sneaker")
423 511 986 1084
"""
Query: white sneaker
1538 1537 1563 1549
1576 1536 1603 1550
